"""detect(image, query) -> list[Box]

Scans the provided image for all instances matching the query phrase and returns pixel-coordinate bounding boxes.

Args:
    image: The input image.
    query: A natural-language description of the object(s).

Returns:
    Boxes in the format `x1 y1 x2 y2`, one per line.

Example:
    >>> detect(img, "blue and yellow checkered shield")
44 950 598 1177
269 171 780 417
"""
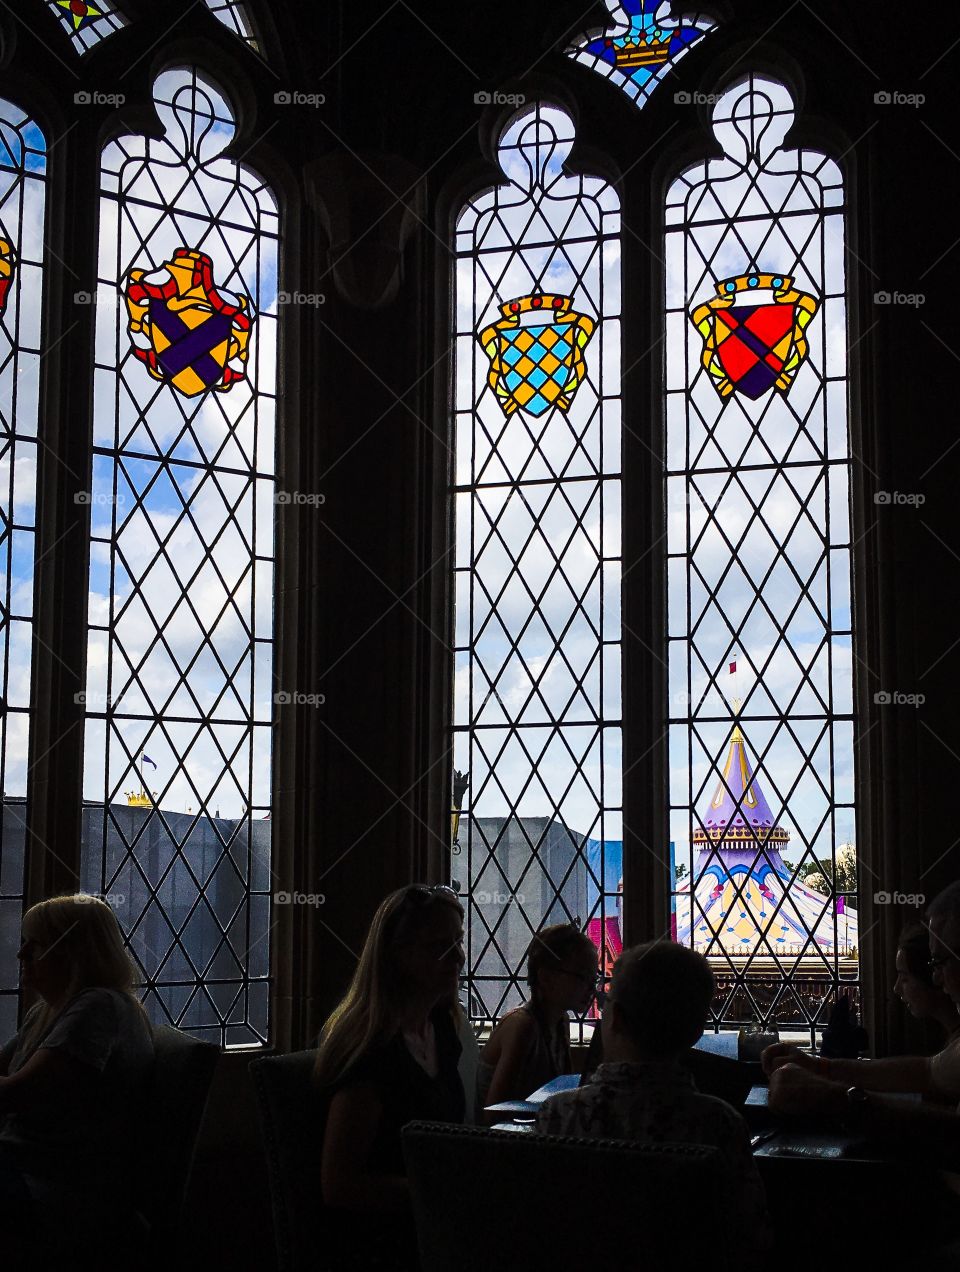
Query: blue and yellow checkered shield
478 294 595 418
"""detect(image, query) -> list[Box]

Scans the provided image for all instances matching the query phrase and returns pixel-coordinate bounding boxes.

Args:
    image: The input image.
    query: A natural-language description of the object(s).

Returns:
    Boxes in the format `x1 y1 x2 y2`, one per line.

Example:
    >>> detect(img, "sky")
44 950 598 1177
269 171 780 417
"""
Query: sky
453 81 857 906
0 69 857 912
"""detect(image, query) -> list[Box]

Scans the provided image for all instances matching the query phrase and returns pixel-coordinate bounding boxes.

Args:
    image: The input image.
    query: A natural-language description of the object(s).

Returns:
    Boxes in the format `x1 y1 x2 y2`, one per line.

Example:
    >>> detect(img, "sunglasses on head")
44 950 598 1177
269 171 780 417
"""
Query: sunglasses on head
402 884 460 903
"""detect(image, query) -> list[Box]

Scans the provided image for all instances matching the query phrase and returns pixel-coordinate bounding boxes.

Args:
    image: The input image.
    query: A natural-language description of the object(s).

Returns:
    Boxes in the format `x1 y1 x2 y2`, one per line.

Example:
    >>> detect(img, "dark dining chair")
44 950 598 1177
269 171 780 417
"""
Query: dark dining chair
137 1022 220 1250
39 1021 218 1266
249 1049 329 1272
402 1121 732 1272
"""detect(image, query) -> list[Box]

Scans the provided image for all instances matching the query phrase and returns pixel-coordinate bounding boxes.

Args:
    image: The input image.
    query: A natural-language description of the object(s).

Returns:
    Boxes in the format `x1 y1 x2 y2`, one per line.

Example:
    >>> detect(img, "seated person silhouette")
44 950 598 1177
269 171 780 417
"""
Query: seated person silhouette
764 884 960 1119
535 941 772 1260
896 921 960 1047
0 895 154 1263
477 923 597 1121
314 884 466 1272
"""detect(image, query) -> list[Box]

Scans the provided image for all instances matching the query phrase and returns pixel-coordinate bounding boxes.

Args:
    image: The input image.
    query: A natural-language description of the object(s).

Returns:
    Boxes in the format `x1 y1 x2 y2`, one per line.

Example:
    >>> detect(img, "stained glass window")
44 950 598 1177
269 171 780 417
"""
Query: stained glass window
0 104 45 1042
666 76 856 1040
202 0 260 52
82 68 278 1045
44 0 125 52
568 0 716 108
453 104 622 1027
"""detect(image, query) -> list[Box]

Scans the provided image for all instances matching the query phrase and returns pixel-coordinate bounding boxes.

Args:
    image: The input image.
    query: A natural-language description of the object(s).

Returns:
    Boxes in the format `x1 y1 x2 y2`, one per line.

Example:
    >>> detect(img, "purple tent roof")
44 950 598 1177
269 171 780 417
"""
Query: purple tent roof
694 724 789 845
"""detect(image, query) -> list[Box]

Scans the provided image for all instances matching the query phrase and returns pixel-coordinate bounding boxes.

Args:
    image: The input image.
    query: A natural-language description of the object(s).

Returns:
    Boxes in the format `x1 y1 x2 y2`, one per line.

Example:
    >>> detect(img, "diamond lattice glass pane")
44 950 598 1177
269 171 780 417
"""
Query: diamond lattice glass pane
567 1 716 109
666 76 858 1042
82 68 278 1048
454 105 622 1029
203 0 260 51
0 103 44 1038
44 0 125 52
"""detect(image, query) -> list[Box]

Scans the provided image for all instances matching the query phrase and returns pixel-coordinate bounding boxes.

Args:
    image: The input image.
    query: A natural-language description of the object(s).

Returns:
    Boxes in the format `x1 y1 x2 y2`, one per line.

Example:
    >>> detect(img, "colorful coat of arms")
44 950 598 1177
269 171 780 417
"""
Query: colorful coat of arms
478 294 595 418
690 273 819 401
0 234 16 314
125 248 253 398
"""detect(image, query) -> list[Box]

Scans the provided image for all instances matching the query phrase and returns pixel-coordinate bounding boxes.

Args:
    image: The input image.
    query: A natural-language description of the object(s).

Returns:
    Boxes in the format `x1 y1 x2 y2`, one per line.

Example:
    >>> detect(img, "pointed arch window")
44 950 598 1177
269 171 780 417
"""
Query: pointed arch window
81 68 278 1045
666 76 857 1038
202 0 260 52
0 103 45 1040
452 105 622 1024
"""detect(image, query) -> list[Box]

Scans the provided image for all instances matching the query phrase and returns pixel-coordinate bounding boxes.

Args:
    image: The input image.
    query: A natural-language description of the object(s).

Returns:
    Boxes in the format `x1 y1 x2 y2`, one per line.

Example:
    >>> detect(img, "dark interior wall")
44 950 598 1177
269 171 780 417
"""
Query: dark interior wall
5 2 960 1265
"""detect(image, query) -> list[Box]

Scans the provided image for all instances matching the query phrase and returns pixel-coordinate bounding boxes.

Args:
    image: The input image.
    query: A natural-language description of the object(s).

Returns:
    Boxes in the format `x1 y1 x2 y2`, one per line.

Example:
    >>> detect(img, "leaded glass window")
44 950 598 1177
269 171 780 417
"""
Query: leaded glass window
0 104 45 1042
82 68 278 1045
202 0 260 52
453 104 622 1025
568 0 716 109
666 76 857 1040
43 0 125 52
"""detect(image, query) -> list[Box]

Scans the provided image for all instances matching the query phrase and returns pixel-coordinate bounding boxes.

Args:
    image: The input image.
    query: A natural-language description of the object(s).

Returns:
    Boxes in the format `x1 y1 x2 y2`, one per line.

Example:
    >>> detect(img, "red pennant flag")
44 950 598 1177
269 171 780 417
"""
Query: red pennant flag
729 660 737 674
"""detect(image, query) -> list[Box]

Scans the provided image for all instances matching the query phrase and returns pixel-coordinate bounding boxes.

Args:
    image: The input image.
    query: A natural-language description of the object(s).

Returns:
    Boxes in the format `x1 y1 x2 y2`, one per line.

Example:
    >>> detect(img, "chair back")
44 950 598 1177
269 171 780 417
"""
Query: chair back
139 1023 219 1239
403 1121 731 1272
457 1012 482 1124
249 1049 328 1272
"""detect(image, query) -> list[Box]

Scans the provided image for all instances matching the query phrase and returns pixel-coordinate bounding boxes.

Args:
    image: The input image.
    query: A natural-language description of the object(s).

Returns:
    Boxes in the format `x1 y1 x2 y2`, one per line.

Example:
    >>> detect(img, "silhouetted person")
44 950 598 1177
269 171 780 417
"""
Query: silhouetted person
314 885 466 1271
0 895 154 1266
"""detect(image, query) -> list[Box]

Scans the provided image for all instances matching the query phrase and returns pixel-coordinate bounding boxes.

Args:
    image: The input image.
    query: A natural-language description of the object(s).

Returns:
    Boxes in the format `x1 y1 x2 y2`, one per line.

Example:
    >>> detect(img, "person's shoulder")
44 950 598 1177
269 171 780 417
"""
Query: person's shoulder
494 1007 539 1042
62 987 123 1017
687 1091 751 1138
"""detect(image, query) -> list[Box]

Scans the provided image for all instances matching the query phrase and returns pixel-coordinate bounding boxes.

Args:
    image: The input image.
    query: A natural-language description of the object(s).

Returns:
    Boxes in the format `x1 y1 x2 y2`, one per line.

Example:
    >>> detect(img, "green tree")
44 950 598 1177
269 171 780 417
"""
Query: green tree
797 843 858 909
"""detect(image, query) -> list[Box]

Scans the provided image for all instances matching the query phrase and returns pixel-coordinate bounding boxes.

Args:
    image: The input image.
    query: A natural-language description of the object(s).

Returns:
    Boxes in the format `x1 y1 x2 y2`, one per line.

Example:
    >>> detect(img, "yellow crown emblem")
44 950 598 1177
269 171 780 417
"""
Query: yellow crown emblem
606 30 671 69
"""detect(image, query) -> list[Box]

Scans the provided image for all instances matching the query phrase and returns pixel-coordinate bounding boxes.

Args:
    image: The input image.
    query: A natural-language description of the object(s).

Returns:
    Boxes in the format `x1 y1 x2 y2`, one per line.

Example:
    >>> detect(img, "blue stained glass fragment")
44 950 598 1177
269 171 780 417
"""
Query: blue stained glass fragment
569 1 716 109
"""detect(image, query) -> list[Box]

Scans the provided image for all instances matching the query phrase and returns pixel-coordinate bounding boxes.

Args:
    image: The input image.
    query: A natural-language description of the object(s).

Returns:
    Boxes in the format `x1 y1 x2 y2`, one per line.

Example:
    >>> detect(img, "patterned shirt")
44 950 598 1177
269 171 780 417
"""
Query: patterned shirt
535 1060 773 1254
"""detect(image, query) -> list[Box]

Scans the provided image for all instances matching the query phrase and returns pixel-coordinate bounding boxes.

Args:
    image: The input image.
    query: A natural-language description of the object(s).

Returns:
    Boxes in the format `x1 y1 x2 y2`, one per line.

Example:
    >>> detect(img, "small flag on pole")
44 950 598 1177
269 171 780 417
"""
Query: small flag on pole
141 753 157 769
729 660 737 675
836 895 845 915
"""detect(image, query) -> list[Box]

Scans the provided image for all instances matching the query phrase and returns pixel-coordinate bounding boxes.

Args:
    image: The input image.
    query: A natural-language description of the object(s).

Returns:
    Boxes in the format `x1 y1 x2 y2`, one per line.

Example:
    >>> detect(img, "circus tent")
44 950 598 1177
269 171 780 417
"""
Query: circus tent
673 723 857 962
